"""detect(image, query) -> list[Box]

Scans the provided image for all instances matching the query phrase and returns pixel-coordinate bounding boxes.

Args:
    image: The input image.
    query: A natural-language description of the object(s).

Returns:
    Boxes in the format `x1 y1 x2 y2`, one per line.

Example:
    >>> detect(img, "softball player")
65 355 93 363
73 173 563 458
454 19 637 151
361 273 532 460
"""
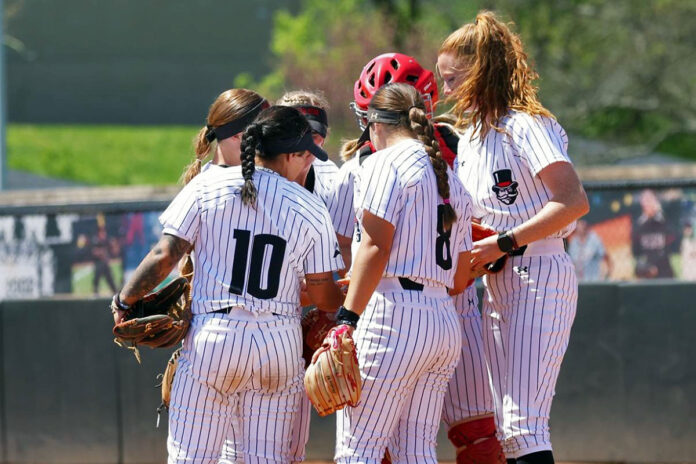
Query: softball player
113 106 344 464
334 83 473 464
182 89 269 184
277 90 339 205
438 11 590 464
178 88 268 464
219 89 342 464
328 53 501 463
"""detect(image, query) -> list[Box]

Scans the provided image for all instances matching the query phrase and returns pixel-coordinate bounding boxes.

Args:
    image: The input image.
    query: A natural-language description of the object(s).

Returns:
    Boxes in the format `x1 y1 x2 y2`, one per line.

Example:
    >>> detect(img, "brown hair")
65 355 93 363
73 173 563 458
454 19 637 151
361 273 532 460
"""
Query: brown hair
181 88 265 185
438 10 553 139
370 83 457 228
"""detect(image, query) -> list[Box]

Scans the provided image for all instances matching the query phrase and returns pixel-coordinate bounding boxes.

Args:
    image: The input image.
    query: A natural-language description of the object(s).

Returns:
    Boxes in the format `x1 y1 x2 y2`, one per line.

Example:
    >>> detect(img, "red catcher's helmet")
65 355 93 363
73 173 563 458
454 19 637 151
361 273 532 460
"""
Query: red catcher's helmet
351 52 439 129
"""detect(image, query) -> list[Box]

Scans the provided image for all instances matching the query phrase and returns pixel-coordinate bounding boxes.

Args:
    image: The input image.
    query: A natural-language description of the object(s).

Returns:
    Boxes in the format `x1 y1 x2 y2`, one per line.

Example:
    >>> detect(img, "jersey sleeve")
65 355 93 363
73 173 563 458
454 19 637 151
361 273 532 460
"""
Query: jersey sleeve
451 173 473 253
303 204 345 275
159 182 200 244
512 115 572 176
357 158 403 226
325 161 356 238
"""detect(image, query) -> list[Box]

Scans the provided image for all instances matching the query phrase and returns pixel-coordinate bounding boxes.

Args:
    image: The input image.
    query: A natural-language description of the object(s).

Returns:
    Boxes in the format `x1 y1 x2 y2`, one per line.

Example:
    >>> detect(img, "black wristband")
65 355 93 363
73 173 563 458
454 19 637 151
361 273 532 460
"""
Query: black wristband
113 294 131 311
336 306 360 328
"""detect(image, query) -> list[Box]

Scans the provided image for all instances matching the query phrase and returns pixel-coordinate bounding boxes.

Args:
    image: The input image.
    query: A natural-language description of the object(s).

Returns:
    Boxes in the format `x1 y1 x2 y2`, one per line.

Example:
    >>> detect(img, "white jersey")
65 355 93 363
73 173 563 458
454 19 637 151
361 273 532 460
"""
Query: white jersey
354 138 472 288
307 157 339 206
326 156 359 238
455 111 575 238
159 164 343 316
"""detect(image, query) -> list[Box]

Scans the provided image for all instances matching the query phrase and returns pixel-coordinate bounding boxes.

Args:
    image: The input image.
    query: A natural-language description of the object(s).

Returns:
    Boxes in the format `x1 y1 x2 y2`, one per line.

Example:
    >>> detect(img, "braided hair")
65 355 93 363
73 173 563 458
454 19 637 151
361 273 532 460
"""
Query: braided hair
238 105 314 207
369 83 457 228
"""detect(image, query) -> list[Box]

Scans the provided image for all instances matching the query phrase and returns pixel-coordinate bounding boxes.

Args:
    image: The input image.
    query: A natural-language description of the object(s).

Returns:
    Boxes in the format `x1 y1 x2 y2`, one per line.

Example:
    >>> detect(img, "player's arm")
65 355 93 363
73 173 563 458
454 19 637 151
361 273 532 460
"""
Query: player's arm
337 233 353 276
510 162 589 246
343 210 394 315
304 271 345 312
450 250 473 295
471 162 589 271
118 233 191 307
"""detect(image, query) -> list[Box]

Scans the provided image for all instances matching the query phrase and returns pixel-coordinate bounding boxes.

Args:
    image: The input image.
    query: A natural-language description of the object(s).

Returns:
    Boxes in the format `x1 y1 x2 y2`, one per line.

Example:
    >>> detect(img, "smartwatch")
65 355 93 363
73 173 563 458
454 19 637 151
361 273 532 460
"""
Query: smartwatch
497 231 516 253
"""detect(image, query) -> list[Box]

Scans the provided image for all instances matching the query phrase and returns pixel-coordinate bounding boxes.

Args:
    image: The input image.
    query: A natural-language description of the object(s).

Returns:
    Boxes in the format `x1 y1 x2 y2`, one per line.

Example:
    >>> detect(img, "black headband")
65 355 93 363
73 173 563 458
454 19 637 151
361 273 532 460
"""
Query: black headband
205 99 270 143
261 130 329 161
295 105 329 138
357 107 408 144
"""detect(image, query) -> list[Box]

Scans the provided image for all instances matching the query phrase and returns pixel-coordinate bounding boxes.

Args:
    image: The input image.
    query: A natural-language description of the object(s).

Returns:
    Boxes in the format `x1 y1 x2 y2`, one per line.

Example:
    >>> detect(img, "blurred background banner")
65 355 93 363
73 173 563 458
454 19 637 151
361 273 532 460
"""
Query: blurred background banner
2 179 696 300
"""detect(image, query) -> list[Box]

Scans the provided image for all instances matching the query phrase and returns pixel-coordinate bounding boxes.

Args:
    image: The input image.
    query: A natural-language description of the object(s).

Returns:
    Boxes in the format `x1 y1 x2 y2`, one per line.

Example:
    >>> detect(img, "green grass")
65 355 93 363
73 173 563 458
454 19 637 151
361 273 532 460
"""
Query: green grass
7 123 355 186
8 124 199 185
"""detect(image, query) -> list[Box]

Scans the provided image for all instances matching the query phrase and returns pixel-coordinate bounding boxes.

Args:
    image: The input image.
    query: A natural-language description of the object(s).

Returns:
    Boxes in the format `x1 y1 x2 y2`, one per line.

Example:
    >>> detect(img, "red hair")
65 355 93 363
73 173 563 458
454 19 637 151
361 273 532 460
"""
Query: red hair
439 11 553 139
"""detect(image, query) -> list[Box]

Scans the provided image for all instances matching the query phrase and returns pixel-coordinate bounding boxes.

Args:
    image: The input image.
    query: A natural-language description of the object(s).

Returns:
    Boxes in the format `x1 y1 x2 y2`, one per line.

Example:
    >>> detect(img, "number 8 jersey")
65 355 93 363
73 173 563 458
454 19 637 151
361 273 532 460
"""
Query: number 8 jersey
354 139 473 288
159 164 344 316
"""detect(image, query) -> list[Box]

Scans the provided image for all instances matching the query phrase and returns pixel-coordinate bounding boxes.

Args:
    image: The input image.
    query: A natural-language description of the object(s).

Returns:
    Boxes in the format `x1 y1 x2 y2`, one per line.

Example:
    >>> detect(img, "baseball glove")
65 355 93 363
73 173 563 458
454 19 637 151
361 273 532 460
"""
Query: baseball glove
468 223 508 286
112 276 192 362
301 309 337 368
304 325 361 417
155 346 181 427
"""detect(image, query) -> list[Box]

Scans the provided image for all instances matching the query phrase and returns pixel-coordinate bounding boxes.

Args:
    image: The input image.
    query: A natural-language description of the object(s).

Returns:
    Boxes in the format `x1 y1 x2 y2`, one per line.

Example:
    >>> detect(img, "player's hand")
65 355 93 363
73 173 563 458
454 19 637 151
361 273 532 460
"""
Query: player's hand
470 235 506 274
300 279 312 306
336 277 350 295
110 295 128 325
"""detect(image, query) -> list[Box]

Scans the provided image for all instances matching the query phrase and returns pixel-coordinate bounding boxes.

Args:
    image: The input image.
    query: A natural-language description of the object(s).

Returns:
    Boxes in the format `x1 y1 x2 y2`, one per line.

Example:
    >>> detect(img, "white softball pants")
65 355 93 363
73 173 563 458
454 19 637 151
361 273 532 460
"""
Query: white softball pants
482 252 578 458
166 310 304 464
336 281 461 464
442 285 495 424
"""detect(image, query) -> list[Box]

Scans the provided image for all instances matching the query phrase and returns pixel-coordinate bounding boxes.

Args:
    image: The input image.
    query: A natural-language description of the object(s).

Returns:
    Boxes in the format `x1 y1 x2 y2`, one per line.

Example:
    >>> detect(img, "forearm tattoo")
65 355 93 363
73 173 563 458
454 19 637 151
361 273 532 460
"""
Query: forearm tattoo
120 234 191 301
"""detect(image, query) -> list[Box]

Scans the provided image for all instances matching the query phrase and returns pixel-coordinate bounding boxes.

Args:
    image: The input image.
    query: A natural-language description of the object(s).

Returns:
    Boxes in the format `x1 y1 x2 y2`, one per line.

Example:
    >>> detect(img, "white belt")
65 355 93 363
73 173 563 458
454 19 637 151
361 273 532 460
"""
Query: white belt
376 277 448 298
513 238 565 257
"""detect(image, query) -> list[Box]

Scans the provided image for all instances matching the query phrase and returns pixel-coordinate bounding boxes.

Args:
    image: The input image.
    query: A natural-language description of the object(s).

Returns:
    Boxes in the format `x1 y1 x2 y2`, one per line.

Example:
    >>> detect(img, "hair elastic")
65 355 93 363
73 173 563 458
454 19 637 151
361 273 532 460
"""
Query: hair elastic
443 198 451 204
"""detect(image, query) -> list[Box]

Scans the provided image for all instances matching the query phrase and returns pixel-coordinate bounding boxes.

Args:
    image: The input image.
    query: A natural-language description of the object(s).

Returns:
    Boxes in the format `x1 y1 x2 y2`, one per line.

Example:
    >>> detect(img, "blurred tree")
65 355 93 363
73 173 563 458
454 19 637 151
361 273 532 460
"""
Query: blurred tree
497 0 696 160
244 0 696 160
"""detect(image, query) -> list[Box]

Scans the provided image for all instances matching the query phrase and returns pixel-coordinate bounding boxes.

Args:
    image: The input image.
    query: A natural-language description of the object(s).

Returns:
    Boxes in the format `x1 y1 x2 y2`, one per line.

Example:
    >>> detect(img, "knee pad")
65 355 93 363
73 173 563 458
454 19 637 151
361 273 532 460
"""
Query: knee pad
448 416 504 464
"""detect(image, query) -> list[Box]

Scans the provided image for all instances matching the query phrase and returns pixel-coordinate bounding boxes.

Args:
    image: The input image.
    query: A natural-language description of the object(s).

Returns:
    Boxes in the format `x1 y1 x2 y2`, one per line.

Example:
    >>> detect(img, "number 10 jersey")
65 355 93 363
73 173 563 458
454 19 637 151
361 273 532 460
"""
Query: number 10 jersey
160 164 343 316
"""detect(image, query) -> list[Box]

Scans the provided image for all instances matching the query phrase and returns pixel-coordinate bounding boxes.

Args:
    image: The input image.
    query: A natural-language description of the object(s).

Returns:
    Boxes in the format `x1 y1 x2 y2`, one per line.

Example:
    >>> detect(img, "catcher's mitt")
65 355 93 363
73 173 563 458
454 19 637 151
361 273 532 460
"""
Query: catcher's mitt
155 346 181 427
468 223 508 286
301 309 337 368
112 276 192 362
304 325 361 417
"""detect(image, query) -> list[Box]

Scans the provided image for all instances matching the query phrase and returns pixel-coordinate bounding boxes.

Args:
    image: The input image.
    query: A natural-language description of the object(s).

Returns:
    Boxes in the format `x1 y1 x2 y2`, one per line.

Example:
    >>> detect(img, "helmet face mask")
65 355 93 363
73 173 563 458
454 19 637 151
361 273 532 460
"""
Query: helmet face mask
351 52 439 130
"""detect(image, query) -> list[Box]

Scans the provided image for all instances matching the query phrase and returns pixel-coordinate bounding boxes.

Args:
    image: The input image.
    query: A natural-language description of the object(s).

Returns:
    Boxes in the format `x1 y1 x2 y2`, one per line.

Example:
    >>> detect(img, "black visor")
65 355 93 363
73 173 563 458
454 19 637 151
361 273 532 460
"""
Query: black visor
262 130 329 161
206 99 270 142
357 107 405 144
296 105 329 138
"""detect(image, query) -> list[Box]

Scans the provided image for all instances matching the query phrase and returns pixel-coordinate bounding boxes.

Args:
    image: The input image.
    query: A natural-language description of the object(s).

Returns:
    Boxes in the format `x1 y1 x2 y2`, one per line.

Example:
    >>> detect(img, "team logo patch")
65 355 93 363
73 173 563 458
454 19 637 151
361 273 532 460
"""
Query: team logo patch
492 169 519 205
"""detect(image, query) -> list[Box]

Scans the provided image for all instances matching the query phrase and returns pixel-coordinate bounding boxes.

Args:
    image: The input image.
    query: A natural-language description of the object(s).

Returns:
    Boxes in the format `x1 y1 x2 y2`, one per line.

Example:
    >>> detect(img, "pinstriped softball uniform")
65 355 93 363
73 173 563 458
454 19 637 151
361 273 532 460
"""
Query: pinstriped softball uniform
482 254 577 457
336 138 471 463
160 164 343 463
160 164 343 316
219 159 340 464
326 156 360 239
455 110 579 457
168 314 304 463
288 157 339 464
455 112 575 238
442 285 494 424
354 139 472 286
330 147 496 433
311 158 340 204
337 291 461 463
